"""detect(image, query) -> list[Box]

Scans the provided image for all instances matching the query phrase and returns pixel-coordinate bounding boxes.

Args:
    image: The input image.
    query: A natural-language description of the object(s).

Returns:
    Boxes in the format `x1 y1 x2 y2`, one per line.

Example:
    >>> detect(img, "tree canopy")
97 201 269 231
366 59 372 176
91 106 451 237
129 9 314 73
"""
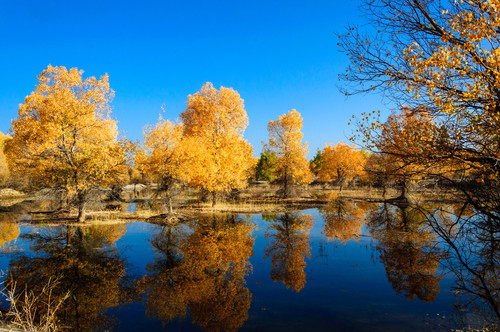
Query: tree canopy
5 65 126 221
318 142 367 191
340 0 500 212
0 132 9 186
136 117 184 212
265 109 312 197
177 83 255 205
255 149 278 182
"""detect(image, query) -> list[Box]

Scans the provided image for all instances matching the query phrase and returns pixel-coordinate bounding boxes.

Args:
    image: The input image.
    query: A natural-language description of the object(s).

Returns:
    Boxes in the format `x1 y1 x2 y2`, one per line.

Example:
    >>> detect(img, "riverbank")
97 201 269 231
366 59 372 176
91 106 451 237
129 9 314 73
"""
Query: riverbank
0 184 465 225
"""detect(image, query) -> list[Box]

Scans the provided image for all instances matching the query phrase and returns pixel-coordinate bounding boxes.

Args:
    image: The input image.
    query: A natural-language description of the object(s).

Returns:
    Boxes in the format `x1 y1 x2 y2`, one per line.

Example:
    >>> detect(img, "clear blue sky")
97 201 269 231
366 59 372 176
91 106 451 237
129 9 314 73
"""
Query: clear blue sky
0 0 387 158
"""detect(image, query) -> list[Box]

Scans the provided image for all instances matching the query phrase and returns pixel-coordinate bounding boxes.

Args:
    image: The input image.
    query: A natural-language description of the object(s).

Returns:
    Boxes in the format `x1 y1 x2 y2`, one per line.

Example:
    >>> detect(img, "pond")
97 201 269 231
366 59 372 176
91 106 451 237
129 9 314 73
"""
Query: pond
0 201 497 331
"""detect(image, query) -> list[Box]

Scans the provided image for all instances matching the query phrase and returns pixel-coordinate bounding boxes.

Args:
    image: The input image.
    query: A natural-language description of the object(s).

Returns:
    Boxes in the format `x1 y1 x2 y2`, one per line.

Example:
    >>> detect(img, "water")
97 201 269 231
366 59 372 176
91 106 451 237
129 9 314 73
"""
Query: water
0 202 496 331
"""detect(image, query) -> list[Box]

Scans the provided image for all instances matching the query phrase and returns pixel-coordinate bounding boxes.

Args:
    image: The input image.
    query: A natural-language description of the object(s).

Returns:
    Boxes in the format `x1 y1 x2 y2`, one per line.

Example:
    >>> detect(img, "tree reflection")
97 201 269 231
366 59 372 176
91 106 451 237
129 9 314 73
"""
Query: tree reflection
426 205 499 328
86 224 127 247
264 213 313 292
4 223 134 331
140 214 254 331
367 204 443 303
0 222 20 248
319 199 368 243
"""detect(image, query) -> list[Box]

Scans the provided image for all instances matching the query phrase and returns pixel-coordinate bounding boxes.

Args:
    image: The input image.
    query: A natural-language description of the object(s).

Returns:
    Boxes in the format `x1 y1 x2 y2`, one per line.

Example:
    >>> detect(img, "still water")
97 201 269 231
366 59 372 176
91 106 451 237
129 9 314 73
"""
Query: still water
0 201 496 331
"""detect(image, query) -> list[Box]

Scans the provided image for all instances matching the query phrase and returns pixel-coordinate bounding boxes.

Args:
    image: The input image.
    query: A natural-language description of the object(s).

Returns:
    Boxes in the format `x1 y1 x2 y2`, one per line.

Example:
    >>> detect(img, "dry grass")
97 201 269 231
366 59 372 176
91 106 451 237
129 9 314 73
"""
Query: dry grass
180 201 288 214
9 185 466 226
1 277 69 332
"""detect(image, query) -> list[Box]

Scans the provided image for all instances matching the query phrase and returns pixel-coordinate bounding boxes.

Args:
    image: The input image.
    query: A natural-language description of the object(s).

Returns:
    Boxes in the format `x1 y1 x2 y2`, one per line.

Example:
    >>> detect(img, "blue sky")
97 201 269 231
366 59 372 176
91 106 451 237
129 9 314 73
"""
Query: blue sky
0 0 387 158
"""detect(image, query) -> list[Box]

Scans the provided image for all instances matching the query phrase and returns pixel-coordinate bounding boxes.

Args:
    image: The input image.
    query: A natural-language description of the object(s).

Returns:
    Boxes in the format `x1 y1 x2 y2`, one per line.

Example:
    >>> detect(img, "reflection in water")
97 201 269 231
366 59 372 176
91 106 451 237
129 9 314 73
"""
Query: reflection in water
86 224 127 247
426 204 500 328
0 222 20 247
4 224 134 331
140 214 254 331
366 204 443 303
319 199 368 243
0 203 496 330
264 213 314 292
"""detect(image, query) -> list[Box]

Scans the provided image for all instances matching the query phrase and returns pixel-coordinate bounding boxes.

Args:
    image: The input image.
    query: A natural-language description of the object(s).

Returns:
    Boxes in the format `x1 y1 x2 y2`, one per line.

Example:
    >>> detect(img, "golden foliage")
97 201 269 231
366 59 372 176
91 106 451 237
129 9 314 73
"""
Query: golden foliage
352 107 457 196
5 65 126 196
318 142 367 186
342 0 500 197
264 213 314 292
177 83 255 195
136 118 184 185
265 110 312 194
0 131 9 185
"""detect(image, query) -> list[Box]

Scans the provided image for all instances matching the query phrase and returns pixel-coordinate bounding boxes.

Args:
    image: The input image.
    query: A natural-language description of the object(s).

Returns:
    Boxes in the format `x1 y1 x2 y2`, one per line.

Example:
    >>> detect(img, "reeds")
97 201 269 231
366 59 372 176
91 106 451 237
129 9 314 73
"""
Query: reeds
1 277 69 332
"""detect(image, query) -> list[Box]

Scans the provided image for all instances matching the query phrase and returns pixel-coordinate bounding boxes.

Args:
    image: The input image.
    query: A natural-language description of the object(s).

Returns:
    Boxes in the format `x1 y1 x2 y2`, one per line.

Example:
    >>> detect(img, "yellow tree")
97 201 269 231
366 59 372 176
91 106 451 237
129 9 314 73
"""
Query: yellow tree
340 0 500 216
178 83 255 206
364 152 393 198
265 110 312 197
360 107 450 199
318 142 367 192
0 132 9 186
379 108 437 199
136 117 184 213
5 66 126 222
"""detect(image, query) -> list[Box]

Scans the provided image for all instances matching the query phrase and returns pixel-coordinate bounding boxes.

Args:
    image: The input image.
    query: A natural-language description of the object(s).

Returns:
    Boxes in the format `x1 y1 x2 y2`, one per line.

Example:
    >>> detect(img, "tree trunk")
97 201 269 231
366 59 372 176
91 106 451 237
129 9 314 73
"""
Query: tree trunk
59 189 69 210
77 190 87 222
212 191 217 207
77 205 86 223
65 225 74 249
167 195 173 214
399 180 408 199
283 171 291 198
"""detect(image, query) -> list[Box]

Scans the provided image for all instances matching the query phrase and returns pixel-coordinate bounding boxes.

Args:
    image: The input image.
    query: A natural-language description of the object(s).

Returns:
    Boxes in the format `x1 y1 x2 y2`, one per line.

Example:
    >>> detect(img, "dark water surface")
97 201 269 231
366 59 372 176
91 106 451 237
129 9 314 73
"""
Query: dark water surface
0 202 497 331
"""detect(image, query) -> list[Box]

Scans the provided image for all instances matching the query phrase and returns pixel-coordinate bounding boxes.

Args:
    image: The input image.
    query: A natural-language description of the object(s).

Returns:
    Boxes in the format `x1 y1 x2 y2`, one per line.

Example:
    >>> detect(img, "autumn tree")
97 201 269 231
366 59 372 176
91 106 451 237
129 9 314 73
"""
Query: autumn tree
136 117 183 213
255 149 278 182
5 66 127 222
364 152 393 198
0 132 9 186
265 110 312 197
379 107 442 199
353 106 444 199
177 83 255 206
318 142 367 192
264 213 314 292
340 0 500 216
